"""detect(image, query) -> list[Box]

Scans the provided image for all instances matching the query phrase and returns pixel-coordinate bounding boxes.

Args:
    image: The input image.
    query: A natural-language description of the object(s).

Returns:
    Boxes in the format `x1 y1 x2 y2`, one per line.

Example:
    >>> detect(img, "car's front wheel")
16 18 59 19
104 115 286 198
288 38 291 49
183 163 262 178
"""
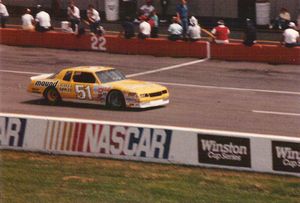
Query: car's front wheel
44 87 61 105
107 90 125 109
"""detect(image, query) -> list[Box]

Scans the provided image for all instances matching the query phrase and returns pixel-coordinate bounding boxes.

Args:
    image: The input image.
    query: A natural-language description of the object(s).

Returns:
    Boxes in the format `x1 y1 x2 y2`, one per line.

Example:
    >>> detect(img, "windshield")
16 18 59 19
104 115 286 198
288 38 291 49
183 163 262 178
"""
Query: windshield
96 69 126 83
47 71 60 79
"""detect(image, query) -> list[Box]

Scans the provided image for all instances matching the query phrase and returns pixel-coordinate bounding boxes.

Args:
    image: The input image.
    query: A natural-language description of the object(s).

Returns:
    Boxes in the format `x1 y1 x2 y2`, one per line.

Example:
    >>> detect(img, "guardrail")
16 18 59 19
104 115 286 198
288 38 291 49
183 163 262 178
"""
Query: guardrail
0 28 299 64
0 113 299 177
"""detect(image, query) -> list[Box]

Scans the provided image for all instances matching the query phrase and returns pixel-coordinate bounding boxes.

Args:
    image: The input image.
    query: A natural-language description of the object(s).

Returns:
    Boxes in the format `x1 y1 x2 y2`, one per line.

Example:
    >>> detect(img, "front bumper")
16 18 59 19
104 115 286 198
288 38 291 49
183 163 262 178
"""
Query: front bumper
131 99 169 108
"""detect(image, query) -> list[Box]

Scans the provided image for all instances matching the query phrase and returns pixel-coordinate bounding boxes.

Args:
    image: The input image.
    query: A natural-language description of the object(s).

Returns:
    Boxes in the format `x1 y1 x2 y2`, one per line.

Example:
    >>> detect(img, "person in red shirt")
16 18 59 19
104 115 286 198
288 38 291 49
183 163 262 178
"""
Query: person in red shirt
211 20 230 44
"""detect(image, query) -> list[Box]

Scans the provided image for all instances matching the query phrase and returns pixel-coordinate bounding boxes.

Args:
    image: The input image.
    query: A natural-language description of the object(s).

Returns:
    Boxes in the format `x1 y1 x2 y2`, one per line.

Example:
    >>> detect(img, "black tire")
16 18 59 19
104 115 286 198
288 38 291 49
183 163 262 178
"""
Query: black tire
107 90 125 109
44 87 61 105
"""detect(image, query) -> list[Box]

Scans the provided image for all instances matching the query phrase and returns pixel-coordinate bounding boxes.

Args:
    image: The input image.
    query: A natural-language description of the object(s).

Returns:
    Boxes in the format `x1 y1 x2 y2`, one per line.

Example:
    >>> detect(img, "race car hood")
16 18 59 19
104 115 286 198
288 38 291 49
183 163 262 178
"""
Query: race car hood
108 79 166 94
30 73 54 81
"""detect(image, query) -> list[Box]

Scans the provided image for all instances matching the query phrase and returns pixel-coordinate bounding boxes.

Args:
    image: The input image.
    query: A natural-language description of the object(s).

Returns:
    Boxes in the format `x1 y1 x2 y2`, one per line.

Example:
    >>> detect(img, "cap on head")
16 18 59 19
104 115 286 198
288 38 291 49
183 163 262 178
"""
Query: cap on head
189 16 198 26
288 22 296 28
217 20 224 25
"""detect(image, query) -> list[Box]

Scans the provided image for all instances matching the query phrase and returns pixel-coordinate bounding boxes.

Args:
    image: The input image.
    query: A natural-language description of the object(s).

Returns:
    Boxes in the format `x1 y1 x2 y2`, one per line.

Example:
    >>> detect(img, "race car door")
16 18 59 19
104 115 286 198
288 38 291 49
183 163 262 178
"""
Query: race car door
71 71 98 101
57 70 74 98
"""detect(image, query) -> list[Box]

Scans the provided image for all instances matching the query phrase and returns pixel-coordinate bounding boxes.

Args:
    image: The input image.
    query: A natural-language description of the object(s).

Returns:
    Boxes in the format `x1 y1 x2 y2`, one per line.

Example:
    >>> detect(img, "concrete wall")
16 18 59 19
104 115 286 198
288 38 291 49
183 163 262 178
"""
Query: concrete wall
2 0 299 20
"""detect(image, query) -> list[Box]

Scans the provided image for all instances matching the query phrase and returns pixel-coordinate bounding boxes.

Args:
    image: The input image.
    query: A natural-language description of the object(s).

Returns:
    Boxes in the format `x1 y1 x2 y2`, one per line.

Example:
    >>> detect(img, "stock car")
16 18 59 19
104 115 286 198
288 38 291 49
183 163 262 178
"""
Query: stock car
27 66 169 109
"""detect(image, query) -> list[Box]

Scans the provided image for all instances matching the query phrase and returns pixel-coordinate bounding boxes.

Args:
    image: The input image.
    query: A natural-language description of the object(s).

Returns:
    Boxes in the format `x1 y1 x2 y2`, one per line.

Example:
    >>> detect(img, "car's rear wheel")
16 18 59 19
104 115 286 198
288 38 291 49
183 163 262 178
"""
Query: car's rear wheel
107 91 125 109
44 87 61 105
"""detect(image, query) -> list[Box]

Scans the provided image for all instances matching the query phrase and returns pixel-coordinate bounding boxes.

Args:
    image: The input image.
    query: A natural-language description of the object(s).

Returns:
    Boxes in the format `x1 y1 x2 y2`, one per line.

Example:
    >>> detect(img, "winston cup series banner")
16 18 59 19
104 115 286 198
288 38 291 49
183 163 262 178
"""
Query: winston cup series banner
0 114 299 177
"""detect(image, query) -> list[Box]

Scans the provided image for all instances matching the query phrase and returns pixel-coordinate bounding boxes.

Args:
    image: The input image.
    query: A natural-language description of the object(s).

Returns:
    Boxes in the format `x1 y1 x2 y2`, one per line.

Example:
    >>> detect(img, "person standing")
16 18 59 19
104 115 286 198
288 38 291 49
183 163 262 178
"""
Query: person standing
35 5 52 32
269 8 291 30
139 0 155 17
176 0 188 38
243 18 256 46
67 1 80 32
282 22 300 48
0 0 9 28
149 10 159 38
22 8 35 31
87 4 101 35
211 20 230 44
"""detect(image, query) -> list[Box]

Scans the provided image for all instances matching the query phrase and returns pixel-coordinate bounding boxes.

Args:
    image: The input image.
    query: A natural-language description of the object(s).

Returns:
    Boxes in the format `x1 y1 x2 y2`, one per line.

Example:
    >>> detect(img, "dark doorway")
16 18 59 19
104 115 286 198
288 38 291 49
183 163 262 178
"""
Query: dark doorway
238 0 256 22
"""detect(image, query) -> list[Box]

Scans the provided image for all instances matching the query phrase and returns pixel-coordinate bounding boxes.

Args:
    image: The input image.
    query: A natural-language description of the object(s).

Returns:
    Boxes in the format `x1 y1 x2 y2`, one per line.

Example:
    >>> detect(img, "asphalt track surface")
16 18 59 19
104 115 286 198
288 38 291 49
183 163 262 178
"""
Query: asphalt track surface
1 44 300 138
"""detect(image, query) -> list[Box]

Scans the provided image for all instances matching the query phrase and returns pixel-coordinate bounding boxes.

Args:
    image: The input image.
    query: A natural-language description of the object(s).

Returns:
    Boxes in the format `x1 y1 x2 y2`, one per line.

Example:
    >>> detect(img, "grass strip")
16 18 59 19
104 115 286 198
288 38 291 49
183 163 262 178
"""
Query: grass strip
0 150 299 203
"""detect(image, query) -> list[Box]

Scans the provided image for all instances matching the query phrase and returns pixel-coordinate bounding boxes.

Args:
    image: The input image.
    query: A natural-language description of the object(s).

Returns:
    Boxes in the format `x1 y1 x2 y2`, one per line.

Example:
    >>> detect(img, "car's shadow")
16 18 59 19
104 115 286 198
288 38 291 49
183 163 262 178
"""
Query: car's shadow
22 99 164 112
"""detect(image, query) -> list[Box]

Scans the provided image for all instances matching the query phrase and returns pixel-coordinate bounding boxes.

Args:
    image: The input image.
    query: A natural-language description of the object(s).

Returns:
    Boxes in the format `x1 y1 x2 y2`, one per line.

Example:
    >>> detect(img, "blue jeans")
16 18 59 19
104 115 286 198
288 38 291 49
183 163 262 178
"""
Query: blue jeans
181 18 188 38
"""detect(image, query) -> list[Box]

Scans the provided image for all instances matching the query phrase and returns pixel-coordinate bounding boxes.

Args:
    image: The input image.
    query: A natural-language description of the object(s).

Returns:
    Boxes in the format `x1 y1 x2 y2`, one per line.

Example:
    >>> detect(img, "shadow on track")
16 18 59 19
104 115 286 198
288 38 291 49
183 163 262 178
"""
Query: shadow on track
22 99 164 112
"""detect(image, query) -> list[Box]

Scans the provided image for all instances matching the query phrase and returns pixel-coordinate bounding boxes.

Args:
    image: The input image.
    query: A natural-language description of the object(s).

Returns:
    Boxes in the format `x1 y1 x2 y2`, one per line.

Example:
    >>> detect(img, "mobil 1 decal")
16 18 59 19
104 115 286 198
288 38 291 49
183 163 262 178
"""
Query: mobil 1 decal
197 134 251 168
0 117 27 147
272 141 300 173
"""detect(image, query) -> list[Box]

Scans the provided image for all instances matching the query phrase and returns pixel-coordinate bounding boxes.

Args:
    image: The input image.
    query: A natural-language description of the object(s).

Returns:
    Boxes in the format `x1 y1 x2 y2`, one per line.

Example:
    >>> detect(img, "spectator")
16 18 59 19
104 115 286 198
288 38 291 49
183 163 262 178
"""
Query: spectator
160 0 169 23
243 18 256 47
269 8 291 30
67 1 80 32
187 16 201 41
168 16 183 41
139 0 155 17
149 10 159 38
138 15 151 39
87 4 101 35
0 0 9 28
121 16 135 39
120 0 137 21
176 0 188 38
35 5 52 32
22 8 35 31
211 20 230 44
282 22 300 48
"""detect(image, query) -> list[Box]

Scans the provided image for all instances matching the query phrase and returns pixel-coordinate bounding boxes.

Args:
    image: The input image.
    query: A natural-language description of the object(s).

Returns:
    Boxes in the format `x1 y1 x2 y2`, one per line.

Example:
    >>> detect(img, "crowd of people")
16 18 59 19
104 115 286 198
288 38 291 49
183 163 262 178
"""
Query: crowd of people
0 0 299 48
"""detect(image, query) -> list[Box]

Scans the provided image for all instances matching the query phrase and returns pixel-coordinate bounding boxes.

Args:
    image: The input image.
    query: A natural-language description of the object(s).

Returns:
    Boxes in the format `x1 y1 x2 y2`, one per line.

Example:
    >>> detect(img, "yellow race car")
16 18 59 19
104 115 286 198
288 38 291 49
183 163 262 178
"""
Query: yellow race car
27 66 169 109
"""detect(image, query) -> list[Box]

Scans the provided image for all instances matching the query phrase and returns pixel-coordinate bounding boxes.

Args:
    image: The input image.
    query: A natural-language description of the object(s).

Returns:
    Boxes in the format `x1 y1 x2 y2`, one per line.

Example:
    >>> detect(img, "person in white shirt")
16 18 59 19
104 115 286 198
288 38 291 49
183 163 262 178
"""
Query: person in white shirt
87 4 101 35
22 8 35 31
138 16 151 39
67 1 80 32
0 0 9 28
187 16 201 41
282 22 300 48
35 5 52 32
168 17 183 41
139 0 155 17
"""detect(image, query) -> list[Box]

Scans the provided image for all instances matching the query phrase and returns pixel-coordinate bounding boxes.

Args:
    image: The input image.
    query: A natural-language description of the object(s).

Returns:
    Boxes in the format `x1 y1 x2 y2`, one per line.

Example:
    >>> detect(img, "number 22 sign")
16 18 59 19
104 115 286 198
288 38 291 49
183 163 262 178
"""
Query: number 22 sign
91 36 107 51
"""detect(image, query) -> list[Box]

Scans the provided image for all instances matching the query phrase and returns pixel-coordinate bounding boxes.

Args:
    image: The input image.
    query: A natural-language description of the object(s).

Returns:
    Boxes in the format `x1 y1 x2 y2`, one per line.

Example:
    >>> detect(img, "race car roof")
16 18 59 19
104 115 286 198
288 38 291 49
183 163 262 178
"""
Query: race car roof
63 66 114 72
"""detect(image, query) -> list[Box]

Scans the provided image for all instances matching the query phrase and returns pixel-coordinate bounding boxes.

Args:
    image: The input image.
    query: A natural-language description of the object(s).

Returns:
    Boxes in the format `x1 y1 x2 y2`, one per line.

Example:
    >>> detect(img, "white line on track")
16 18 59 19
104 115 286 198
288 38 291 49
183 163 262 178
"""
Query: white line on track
157 81 300 96
0 69 47 75
126 58 208 78
253 110 300 117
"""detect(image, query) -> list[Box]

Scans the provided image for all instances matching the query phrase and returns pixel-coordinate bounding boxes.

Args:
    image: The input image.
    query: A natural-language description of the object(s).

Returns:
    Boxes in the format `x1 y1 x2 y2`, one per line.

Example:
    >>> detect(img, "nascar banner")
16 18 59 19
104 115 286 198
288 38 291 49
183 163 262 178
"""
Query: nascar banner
0 113 299 177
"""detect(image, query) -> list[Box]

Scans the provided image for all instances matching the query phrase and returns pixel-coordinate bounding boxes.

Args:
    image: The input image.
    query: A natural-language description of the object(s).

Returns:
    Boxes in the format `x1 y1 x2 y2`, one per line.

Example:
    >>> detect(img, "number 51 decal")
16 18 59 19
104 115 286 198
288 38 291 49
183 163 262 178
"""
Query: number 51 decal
91 36 107 51
75 85 92 100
